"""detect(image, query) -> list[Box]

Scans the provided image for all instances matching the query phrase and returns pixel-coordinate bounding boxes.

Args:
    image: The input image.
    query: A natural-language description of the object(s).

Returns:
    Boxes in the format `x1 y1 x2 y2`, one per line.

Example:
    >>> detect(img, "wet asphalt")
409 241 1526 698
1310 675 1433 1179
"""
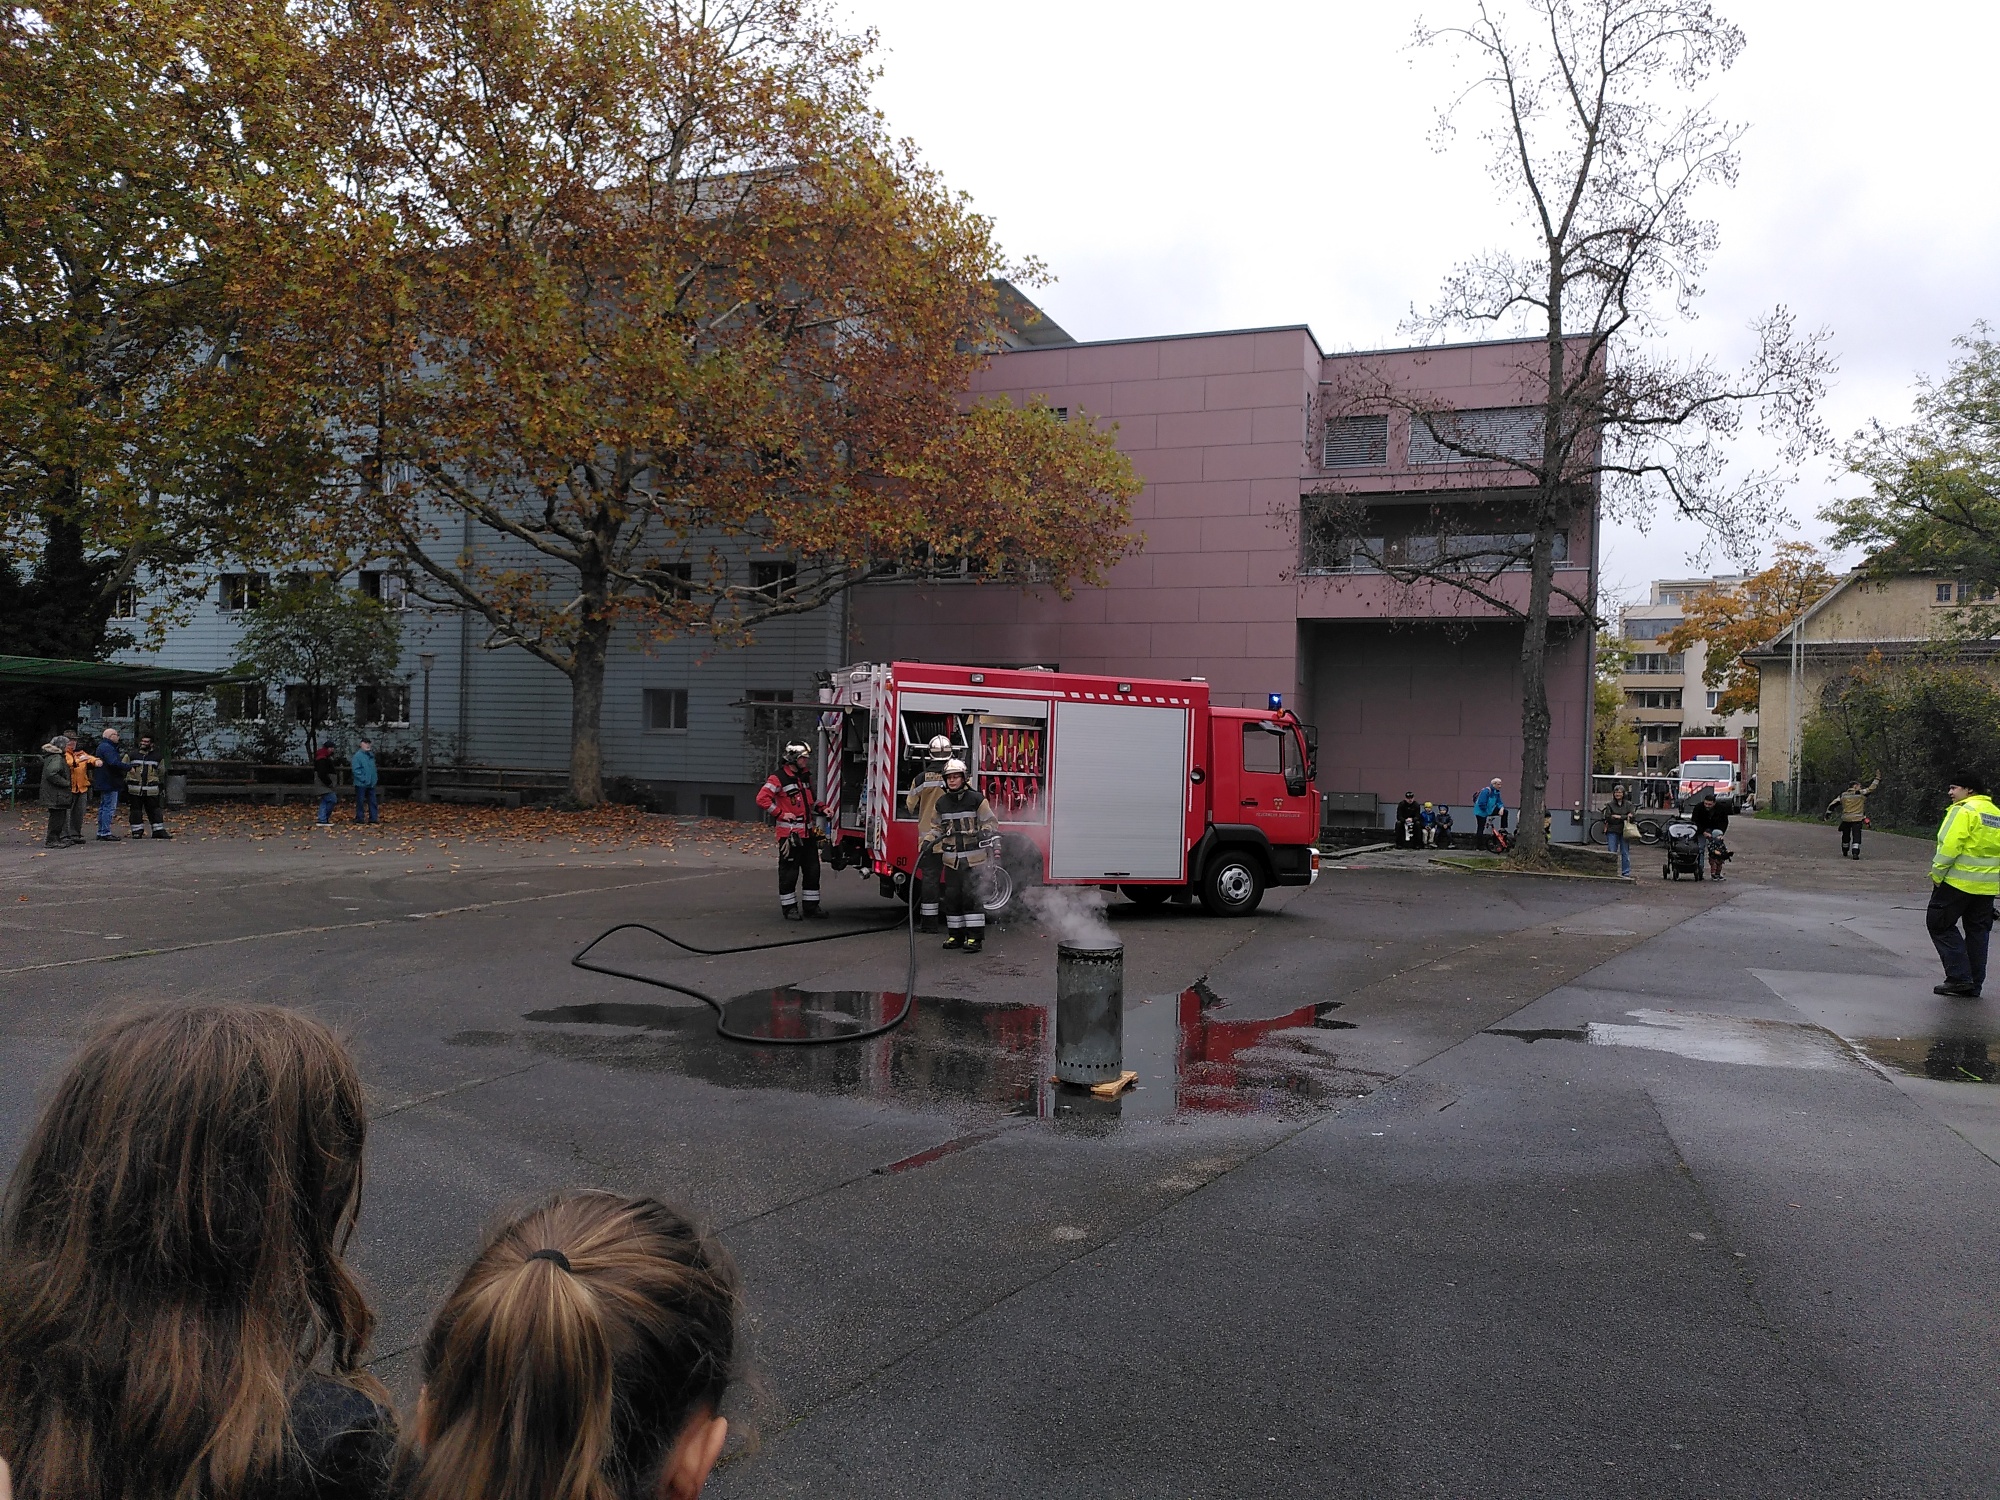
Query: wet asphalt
1 809 1994 1497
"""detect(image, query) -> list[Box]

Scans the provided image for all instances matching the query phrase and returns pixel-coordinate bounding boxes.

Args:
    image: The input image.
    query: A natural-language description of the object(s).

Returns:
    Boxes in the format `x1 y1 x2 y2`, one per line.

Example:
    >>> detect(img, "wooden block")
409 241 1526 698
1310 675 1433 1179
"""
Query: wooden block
1089 1070 1139 1099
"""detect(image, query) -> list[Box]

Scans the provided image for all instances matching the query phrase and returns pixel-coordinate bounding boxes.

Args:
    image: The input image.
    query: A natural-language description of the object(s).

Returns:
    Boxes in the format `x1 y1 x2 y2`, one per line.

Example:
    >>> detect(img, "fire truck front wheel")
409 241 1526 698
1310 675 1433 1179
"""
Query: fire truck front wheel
1199 851 1266 917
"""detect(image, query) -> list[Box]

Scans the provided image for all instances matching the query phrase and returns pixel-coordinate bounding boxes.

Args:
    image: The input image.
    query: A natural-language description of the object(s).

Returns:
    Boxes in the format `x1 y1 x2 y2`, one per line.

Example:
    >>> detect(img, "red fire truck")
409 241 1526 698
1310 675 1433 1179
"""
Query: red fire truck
814 662 1321 917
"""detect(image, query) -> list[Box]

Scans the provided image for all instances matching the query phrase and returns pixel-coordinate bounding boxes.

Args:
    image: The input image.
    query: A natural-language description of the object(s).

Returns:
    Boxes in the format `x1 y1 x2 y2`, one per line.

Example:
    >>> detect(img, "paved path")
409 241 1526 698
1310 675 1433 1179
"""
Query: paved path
1 806 1991 1496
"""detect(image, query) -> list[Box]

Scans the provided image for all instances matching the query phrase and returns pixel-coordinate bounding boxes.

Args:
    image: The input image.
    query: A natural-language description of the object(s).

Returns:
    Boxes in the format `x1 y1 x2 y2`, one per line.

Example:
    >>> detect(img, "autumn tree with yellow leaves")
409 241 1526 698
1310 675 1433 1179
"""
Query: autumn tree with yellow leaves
1660 542 1837 715
275 0 1142 803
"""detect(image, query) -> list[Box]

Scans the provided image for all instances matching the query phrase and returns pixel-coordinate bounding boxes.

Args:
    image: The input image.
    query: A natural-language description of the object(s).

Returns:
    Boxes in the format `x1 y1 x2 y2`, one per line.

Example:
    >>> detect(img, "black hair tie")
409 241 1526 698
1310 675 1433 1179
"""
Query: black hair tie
525 1248 572 1271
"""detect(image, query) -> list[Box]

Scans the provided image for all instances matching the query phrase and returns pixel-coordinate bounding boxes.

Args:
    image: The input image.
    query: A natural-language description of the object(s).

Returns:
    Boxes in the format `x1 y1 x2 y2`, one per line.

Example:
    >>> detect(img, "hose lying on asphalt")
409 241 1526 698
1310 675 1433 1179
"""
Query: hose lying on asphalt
569 898 918 1046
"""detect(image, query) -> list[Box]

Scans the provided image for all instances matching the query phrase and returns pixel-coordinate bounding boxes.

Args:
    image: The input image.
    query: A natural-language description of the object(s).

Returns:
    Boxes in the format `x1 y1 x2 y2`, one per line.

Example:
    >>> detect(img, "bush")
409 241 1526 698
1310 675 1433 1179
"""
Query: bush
1800 658 2000 829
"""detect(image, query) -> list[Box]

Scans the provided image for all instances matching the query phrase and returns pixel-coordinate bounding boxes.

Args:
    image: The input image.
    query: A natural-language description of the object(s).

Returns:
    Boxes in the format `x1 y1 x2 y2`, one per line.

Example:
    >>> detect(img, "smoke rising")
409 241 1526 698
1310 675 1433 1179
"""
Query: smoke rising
1022 884 1120 948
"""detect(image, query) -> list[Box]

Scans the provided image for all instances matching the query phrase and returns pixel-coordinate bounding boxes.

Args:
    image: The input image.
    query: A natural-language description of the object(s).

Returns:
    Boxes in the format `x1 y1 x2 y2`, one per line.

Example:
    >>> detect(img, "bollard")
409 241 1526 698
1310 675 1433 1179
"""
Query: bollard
1055 941 1123 1084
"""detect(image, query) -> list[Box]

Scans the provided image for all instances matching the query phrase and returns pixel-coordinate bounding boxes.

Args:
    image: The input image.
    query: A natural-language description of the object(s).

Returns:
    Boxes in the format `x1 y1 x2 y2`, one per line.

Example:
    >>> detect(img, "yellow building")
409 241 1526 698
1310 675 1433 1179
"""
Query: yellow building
1746 570 2000 809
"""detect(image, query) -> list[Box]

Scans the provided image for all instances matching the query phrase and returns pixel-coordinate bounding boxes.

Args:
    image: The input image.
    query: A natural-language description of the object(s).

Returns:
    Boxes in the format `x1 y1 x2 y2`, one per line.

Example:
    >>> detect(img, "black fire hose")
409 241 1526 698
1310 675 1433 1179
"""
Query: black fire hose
570 889 918 1046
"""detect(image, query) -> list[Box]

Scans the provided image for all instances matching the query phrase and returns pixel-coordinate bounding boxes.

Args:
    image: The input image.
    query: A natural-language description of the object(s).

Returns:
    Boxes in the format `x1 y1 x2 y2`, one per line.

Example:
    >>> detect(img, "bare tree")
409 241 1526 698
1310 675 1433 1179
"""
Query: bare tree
1305 0 1831 860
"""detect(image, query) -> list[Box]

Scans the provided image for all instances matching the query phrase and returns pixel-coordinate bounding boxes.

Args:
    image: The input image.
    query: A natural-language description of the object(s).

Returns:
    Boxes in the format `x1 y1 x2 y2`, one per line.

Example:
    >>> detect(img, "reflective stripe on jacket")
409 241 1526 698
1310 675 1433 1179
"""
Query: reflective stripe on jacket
1830 779 1879 824
756 769 817 839
1931 794 2000 896
923 785 998 866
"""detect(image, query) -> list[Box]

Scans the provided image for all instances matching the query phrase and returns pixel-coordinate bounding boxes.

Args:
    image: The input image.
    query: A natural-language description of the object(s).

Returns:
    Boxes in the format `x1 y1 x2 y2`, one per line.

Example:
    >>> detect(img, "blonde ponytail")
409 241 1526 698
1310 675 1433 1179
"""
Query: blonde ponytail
407 1193 738 1500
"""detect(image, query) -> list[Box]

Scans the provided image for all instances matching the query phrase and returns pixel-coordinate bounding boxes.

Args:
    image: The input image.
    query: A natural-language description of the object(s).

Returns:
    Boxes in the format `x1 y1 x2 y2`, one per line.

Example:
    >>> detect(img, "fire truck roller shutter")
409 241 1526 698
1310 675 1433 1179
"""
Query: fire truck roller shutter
1047 701 1189 881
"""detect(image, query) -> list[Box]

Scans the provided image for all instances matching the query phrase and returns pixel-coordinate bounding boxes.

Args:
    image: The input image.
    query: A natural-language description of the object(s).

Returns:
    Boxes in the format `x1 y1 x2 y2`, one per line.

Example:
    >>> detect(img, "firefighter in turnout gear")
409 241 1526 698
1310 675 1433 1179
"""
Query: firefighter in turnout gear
905 734 953 932
922 759 999 952
757 741 825 920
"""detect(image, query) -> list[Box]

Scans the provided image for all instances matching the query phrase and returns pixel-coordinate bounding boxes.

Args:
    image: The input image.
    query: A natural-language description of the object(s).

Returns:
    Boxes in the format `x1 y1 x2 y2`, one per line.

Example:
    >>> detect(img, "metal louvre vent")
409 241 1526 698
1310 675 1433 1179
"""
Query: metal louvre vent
1407 406 1542 465
1323 415 1388 468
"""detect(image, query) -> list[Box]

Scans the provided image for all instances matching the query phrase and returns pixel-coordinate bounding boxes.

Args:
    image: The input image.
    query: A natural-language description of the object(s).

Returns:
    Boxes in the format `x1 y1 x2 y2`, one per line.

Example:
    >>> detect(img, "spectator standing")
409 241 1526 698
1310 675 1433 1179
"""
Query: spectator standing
1928 774 2000 998
351 739 380 824
1827 775 1880 860
1474 779 1505 846
1603 782 1636 878
91 726 127 841
38 733 77 848
314 742 339 826
403 1191 737 1500
1394 791 1422 849
0 1004 396 1500
63 731 101 844
1691 789 1730 879
125 732 170 839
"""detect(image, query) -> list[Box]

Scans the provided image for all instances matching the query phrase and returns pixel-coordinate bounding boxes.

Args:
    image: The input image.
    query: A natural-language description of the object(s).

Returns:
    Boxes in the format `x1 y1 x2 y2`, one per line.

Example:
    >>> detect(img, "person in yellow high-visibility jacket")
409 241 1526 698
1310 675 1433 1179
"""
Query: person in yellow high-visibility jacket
1928 773 2000 997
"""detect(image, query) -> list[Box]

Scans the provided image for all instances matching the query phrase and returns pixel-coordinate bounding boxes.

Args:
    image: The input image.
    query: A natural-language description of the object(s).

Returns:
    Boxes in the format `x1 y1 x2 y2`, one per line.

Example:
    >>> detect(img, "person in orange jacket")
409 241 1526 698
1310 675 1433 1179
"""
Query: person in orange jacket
756 741 824 919
63 732 103 845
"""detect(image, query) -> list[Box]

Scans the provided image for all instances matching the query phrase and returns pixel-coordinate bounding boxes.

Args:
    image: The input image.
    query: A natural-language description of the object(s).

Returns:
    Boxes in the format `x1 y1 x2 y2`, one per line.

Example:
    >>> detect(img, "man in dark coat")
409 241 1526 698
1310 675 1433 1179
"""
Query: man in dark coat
91 727 127 841
1394 792 1423 849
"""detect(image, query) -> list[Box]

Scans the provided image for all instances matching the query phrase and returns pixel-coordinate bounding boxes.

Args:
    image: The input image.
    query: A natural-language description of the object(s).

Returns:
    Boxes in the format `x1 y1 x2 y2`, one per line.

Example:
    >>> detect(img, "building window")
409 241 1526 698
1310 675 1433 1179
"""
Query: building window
749 561 797 598
1624 618 1674 641
1053 407 1069 423
358 571 410 609
1637 725 1680 744
744 688 794 733
83 698 137 722
1937 582 1956 603
219 572 267 612
284 684 338 725
643 688 688 732
1706 690 1721 710
1323 415 1388 468
1628 652 1686 675
656 562 693 601
1406 406 1542 465
357 682 411 726
111 585 140 620
1626 689 1682 710
214 682 268 723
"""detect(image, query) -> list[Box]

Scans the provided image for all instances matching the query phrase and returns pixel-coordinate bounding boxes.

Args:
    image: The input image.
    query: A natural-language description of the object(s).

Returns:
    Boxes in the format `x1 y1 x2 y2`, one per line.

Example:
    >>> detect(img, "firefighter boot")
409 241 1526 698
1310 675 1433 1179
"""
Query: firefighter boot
802 900 826 919
942 931 965 950
781 902 803 921
963 932 983 954
919 909 940 934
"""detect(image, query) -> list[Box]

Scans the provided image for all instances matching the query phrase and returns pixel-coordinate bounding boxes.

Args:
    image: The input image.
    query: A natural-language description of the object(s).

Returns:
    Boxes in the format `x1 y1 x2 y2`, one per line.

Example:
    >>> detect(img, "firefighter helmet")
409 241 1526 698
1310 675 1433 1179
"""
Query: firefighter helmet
783 741 810 763
927 734 951 757
943 758 968 778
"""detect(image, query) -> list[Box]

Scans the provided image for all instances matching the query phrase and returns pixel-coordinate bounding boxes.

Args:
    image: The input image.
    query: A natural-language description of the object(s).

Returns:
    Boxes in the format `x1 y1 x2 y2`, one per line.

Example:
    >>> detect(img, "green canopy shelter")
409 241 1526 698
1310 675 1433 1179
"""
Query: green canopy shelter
0 655 243 772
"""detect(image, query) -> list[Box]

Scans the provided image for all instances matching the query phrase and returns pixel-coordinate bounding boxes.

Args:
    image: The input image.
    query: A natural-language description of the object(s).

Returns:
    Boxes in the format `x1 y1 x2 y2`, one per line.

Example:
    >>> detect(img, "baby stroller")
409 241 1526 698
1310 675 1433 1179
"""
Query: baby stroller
1662 821 1702 880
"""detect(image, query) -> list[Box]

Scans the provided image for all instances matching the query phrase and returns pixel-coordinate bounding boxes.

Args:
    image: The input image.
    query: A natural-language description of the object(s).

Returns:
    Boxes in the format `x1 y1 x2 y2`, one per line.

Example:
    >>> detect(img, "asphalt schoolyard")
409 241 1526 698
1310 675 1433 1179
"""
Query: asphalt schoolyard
3 803 1994 1497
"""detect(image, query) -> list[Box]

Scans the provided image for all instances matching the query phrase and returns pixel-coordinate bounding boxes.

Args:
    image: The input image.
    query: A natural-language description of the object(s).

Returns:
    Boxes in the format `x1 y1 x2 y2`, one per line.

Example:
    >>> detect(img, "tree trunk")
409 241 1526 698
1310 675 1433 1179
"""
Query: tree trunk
1512 518 1559 860
567 595 611 807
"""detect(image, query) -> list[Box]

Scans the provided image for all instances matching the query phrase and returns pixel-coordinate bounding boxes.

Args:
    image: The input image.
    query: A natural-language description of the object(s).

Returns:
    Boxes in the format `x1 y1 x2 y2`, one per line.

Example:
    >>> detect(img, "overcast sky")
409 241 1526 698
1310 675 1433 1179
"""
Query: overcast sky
848 0 2000 608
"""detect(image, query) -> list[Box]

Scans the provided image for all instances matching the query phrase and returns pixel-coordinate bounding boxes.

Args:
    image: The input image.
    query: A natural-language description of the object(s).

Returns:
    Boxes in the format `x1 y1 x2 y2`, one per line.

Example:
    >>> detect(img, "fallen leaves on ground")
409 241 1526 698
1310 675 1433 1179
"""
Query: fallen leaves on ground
10 802 769 857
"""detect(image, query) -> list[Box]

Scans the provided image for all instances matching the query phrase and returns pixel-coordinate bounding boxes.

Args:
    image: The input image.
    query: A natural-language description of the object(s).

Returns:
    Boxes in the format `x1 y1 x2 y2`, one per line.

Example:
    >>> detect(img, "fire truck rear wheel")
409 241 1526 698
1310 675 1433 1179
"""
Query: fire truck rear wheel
1199 853 1265 917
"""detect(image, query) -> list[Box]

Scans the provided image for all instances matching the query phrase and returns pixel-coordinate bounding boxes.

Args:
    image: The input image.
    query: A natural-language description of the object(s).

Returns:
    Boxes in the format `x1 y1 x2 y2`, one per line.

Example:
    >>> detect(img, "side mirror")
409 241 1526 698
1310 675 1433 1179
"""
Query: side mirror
1285 775 1307 797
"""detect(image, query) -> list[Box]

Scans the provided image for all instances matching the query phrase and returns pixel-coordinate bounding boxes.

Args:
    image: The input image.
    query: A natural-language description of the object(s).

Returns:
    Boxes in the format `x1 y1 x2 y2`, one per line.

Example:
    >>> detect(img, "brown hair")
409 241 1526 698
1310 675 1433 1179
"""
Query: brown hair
409 1192 739 1500
0 1004 377 1500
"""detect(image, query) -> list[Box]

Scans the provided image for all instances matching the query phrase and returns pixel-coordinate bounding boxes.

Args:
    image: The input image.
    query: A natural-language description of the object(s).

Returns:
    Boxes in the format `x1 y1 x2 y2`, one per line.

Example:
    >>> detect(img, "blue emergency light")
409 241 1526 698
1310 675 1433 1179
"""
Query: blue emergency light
1268 692 1283 710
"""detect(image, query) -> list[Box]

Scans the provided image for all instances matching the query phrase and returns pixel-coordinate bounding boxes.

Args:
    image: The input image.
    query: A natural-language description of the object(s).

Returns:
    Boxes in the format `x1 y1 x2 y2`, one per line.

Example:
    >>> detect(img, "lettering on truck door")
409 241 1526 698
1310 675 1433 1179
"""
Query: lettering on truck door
1237 722 1314 850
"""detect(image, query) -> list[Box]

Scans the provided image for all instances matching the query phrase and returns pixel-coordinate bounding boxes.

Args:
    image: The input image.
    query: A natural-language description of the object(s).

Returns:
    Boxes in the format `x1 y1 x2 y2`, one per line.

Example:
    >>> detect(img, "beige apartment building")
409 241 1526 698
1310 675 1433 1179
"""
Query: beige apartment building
1618 576 1761 782
1746 569 2000 807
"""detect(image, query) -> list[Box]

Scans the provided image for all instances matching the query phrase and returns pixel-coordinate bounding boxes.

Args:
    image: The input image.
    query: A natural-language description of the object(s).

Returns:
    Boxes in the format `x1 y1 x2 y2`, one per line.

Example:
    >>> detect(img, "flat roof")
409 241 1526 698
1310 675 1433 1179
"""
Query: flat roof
0 655 242 692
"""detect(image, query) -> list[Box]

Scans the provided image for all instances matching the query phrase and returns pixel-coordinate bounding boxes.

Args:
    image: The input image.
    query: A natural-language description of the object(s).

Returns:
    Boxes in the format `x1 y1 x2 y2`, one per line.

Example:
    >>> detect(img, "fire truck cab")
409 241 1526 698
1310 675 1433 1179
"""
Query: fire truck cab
815 662 1320 917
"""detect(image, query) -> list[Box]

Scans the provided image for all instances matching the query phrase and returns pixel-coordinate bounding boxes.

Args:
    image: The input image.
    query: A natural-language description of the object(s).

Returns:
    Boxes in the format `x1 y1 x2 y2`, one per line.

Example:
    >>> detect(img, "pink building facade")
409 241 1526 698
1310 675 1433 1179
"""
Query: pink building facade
849 322 1598 834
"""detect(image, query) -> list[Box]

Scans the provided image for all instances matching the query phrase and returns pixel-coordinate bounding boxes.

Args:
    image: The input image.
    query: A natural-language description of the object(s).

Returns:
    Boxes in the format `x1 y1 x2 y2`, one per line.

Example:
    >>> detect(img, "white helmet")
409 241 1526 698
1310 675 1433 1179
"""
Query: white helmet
927 734 951 757
944 758 968 778
783 741 810 763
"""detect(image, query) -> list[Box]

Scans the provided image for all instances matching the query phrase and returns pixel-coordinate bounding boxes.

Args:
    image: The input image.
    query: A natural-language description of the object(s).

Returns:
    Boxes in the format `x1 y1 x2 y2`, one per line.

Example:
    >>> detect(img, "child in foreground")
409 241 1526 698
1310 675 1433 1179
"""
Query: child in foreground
405 1191 739 1500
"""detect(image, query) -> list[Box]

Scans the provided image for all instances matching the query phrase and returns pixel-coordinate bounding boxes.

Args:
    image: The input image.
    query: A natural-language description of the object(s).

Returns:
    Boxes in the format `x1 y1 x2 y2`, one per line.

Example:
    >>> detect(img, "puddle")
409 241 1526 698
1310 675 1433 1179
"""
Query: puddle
1856 1035 2000 1084
499 985 1387 1127
1486 1010 1855 1071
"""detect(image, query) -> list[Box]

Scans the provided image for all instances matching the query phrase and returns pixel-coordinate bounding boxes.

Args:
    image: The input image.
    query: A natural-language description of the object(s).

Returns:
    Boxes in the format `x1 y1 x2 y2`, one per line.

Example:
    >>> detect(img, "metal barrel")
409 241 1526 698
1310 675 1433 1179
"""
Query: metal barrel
1054 941 1124 1084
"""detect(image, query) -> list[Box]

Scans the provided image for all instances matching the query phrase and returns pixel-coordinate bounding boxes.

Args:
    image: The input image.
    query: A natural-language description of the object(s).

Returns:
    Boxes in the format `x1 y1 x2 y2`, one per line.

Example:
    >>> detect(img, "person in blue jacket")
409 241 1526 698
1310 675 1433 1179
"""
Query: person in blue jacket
1473 778 1506 847
91 727 128 841
350 739 380 824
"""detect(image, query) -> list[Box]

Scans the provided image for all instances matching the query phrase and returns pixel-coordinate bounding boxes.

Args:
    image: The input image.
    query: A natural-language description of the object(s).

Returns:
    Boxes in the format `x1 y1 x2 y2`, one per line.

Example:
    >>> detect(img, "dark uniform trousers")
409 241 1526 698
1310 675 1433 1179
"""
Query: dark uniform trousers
779 835 821 908
1929 882 1996 993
